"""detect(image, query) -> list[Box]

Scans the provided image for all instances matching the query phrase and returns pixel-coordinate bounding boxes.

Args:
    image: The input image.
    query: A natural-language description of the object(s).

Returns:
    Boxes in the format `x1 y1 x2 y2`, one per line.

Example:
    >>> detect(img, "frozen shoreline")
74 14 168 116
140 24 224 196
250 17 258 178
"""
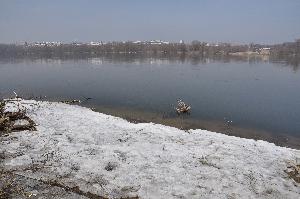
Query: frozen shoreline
1 100 300 198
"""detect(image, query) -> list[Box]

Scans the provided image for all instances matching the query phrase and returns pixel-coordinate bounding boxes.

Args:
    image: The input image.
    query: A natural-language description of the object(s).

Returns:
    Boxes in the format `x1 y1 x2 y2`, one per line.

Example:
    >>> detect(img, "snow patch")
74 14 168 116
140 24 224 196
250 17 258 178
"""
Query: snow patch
1 100 299 199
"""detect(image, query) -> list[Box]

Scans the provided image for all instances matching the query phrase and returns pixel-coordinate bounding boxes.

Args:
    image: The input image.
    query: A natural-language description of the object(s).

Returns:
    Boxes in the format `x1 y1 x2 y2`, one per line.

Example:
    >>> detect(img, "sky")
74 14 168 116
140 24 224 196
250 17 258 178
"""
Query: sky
0 0 300 44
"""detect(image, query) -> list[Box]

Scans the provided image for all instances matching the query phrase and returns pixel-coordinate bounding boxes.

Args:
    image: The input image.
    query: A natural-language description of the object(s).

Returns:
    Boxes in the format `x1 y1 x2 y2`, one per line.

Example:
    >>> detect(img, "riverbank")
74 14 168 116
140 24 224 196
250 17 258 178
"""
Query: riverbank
1 99 299 198
89 104 300 149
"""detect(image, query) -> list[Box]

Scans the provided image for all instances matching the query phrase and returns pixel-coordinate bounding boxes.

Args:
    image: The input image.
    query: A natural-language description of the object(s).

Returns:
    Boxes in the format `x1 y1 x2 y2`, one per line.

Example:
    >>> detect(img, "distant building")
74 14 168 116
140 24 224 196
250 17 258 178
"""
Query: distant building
89 41 103 46
71 42 83 46
32 41 61 47
259 47 271 55
131 40 170 45
149 40 169 45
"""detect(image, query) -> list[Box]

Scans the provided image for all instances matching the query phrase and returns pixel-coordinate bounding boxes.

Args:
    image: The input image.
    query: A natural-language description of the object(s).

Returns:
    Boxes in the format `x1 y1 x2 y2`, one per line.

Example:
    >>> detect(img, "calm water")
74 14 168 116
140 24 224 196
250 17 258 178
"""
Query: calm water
0 57 300 140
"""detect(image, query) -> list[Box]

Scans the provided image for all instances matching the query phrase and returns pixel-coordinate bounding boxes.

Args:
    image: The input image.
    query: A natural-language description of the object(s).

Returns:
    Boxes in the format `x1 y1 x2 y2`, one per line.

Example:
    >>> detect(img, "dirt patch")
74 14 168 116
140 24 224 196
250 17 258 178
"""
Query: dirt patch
0 170 89 199
285 163 300 183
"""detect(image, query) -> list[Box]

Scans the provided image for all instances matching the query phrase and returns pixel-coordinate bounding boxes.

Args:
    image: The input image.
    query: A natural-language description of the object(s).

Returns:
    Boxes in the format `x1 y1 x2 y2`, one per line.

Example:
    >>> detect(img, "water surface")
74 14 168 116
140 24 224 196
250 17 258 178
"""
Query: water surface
0 57 299 147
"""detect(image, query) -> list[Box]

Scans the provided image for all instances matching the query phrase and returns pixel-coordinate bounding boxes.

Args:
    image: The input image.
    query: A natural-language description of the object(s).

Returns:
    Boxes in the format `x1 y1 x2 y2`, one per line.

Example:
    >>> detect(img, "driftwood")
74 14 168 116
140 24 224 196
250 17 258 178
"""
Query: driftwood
0 99 36 133
176 99 191 114
10 117 36 132
1 92 92 134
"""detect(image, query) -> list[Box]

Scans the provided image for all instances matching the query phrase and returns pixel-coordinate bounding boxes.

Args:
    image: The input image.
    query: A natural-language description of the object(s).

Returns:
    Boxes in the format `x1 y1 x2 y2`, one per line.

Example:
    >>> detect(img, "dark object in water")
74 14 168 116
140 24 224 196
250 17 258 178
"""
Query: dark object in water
60 99 81 104
61 97 92 104
176 99 191 114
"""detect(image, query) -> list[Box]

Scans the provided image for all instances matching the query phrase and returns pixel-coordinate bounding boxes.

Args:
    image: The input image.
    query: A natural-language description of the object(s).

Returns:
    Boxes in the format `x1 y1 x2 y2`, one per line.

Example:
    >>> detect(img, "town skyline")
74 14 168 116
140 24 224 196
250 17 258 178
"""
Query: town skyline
2 38 300 46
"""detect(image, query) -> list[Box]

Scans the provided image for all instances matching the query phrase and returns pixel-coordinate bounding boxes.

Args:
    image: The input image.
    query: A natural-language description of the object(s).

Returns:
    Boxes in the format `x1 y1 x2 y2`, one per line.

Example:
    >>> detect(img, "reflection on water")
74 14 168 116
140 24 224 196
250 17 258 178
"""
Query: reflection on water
0 56 300 148
1 54 299 73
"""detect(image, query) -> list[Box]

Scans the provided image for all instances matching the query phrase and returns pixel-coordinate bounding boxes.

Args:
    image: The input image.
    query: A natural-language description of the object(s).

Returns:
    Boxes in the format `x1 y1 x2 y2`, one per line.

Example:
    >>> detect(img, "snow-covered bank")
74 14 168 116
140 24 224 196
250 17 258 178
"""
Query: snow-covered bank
1 100 299 198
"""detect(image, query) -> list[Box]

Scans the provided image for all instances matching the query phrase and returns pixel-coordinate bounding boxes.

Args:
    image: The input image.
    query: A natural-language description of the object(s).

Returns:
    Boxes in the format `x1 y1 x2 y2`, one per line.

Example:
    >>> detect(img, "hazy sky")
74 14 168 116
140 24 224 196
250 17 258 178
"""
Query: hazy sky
0 0 300 44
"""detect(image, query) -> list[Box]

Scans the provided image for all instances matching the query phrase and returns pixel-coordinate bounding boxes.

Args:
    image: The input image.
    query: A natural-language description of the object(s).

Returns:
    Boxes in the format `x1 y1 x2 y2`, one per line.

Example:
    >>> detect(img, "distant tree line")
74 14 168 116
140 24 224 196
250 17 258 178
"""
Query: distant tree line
0 40 299 62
